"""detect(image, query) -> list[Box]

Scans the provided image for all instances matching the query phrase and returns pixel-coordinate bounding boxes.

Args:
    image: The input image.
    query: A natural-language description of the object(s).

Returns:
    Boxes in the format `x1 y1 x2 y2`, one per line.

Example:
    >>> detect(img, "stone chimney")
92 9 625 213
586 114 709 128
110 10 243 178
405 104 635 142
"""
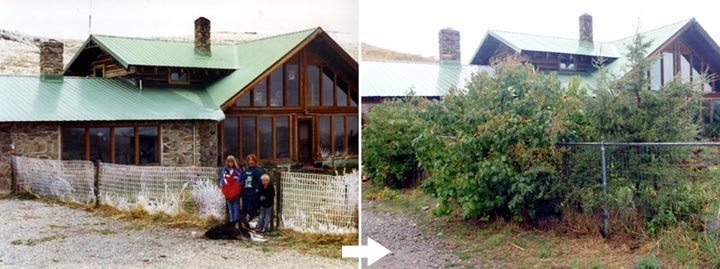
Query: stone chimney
40 40 64 81
439 28 461 64
579 13 593 43
194 17 211 56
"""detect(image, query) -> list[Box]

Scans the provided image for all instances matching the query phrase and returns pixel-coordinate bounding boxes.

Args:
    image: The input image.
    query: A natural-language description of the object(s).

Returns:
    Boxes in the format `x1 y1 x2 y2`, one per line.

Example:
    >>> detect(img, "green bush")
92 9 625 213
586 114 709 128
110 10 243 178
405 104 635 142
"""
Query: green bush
414 57 583 220
634 255 663 269
362 95 426 188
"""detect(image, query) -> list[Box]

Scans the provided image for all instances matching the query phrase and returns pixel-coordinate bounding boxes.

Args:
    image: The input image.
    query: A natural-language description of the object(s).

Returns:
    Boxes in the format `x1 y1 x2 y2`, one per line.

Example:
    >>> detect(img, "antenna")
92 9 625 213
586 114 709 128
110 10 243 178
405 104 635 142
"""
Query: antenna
88 0 93 35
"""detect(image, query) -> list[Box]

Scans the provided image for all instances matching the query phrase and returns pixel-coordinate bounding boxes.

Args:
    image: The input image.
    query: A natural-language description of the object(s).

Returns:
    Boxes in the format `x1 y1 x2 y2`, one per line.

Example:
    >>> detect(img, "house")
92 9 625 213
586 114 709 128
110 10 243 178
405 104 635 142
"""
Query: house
361 14 720 120
0 17 358 189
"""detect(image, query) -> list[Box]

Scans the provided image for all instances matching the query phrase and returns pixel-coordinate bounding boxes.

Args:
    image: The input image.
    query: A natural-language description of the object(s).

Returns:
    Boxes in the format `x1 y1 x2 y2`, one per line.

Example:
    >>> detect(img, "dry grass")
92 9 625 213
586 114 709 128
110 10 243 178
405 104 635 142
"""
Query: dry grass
363 183 719 268
361 43 437 63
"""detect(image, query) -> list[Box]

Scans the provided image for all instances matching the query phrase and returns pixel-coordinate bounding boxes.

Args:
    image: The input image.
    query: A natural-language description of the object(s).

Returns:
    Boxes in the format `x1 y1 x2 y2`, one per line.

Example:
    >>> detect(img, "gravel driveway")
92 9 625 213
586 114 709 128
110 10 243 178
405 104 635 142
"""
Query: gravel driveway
361 199 462 268
0 199 355 269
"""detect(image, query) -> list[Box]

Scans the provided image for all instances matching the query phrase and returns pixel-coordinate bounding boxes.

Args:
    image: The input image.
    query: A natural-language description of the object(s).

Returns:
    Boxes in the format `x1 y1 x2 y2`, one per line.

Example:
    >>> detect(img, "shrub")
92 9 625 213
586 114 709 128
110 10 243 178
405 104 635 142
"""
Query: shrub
415 57 582 220
362 95 426 188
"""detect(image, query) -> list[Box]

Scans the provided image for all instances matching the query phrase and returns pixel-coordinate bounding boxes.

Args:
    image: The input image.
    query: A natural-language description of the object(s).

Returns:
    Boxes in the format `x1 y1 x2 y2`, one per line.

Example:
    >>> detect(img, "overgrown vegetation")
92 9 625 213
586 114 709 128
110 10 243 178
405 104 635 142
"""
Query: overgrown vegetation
363 29 720 266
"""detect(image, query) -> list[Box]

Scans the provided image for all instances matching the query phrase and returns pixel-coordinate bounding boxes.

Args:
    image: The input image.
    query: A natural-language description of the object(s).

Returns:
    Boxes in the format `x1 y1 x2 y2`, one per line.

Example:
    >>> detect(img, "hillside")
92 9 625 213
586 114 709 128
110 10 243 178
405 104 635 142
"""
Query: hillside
0 29 358 75
361 43 436 63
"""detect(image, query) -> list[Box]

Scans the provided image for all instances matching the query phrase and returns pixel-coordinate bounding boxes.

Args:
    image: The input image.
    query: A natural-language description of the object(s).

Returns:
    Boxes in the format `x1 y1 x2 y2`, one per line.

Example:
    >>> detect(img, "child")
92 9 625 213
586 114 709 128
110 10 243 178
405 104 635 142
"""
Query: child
258 174 275 233
220 156 241 223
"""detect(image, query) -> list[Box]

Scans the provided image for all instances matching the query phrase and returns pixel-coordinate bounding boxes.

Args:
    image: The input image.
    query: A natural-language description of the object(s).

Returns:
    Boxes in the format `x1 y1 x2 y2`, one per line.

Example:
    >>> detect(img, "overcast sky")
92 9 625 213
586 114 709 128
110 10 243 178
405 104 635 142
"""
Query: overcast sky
0 0 358 44
360 0 720 64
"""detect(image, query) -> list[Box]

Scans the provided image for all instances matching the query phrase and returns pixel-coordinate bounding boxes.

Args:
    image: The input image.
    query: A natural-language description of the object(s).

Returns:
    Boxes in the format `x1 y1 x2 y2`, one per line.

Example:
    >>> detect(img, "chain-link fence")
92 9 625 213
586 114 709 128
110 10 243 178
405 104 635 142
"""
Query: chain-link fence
11 156 96 204
559 142 720 237
281 170 359 234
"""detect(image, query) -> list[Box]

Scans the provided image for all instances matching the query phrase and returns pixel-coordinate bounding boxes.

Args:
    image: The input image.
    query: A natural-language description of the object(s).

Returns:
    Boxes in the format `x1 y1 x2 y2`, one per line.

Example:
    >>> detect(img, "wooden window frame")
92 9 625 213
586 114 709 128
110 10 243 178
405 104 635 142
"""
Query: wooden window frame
93 65 105 78
558 54 577 71
61 125 161 166
229 115 292 164
315 114 359 160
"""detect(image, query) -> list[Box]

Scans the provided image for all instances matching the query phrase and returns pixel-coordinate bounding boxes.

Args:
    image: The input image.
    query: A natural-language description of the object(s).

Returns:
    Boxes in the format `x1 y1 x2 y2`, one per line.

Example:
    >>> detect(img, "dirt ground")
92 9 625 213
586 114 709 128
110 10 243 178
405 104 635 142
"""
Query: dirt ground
0 199 356 268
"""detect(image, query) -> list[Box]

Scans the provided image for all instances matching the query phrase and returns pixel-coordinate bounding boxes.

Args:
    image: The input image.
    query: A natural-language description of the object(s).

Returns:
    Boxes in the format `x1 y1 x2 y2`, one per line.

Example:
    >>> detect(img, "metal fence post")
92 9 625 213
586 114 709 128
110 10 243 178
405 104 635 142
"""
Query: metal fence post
94 161 100 208
601 142 609 238
275 170 283 230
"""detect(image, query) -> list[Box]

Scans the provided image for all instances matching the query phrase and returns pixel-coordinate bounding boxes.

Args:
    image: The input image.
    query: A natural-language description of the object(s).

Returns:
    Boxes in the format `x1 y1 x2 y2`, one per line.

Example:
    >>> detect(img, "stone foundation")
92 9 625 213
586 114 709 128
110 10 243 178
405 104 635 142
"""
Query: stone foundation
0 127 12 193
197 121 219 167
9 124 60 159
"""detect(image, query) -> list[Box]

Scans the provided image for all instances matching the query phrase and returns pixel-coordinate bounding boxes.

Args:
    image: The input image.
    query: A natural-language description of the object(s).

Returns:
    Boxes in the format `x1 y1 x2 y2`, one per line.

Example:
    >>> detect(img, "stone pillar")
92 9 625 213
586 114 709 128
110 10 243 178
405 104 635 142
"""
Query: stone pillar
439 28 461 64
194 17 211 56
40 40 64 75
579 13 593 43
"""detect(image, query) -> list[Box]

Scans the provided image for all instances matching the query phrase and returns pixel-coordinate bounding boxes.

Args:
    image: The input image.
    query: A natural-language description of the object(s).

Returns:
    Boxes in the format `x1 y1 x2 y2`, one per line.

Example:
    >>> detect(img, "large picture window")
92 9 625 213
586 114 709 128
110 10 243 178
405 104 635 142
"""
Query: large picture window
62 126 160 165
318 115 359 159
236 63 301 108
224 115 291 162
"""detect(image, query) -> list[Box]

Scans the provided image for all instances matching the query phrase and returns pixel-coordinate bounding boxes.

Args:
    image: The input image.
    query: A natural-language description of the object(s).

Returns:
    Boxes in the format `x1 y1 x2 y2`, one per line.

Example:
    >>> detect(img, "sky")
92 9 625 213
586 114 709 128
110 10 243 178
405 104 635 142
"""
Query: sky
0 0 358 44
360 0 720 64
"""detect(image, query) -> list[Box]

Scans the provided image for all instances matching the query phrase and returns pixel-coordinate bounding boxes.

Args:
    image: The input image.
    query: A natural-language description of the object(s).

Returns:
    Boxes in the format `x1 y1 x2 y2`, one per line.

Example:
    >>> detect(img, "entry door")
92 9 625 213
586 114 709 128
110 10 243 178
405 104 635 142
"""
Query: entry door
298 119 313 165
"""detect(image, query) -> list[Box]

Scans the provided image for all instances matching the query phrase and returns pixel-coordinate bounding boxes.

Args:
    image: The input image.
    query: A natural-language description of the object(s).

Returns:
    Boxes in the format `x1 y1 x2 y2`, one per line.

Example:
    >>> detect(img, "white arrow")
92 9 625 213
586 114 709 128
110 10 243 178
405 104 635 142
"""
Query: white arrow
342 237 392 266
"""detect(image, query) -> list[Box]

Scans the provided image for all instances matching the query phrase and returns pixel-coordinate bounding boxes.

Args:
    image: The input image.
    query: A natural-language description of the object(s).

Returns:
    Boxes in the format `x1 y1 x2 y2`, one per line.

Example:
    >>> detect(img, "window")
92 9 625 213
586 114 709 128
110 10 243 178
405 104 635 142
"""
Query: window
236 92 251 106
286 64 299 106
307 65 320 106
62 126 159 165
93 66 104 77
138 127 158 164
649 57 662 90
348 116 358 155
259 117 273 160
223 116 291 162
242 117 257 157
317 115 359 159
62 128 86 160
319 116 331 158
337 80 348 107
89 128 111 163
275 117 290 159
701 99 720 123
270 67 284 106
333 116 345 156
662 52 674 85
223 118 239 158
253 79 268 106
322 67 335 106
169 69 189 84
236 63 301 108
114 127 135 165
559 55 576 71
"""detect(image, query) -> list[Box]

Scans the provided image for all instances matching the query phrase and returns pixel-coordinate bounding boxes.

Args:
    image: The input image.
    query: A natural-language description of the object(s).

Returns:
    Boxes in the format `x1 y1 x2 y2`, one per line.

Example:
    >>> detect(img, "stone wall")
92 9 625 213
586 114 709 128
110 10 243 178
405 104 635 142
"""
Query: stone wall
9 124 60 159
0 123 60 193
197 121 219 167
161 121 218 167
0 127 12 193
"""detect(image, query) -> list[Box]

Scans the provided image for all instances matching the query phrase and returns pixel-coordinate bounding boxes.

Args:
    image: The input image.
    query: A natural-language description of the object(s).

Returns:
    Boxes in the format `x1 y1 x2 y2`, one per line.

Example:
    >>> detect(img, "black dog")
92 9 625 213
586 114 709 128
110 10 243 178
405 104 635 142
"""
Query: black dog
204 220 252 240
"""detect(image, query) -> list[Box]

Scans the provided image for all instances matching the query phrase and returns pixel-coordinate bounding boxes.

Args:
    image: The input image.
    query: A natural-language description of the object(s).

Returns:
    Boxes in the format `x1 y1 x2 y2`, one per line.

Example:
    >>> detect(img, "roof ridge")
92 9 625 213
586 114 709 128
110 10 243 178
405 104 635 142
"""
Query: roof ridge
611 18 692 42
234 27 318 45
361 59 487 68
489 29 610 44
91 34 235 45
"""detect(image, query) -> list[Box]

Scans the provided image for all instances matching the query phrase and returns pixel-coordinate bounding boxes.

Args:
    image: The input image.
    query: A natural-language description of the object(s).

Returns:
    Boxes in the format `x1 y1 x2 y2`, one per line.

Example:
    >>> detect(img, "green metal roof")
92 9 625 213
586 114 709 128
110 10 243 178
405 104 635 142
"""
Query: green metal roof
602 19 691 76
206 28 318 106
486 30 619 58
65 35 240 71
0 75 224 122
361 60 493 97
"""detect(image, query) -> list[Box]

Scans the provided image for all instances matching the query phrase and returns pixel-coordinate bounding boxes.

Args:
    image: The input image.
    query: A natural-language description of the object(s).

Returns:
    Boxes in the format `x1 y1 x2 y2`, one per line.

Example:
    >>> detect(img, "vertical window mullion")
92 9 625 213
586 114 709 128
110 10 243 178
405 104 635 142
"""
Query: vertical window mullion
134 127 140 165
85 128 90 161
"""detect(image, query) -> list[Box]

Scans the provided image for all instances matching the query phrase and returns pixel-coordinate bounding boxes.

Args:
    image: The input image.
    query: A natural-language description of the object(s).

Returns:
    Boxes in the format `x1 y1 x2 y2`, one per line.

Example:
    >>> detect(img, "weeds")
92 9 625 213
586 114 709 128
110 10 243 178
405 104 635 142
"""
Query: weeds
11 235 67 246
